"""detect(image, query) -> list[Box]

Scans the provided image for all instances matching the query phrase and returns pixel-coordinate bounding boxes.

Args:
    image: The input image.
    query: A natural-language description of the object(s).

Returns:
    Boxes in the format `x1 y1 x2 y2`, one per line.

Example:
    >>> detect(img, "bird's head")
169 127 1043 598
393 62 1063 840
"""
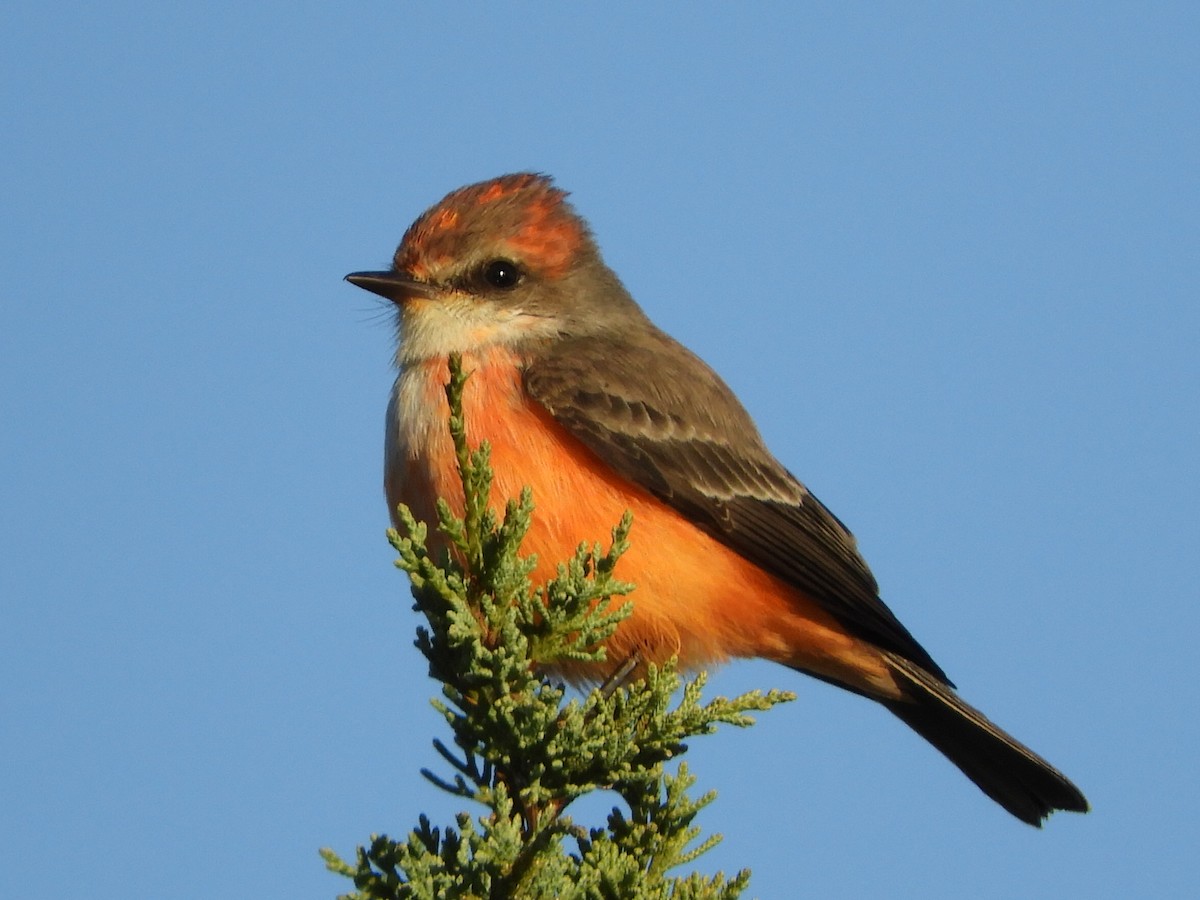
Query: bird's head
347 173 642 365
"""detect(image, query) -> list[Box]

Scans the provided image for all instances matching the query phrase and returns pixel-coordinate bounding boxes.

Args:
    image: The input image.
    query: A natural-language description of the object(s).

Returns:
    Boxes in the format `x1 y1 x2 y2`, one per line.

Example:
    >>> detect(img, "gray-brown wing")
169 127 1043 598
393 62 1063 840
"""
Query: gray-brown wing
523 331 949 683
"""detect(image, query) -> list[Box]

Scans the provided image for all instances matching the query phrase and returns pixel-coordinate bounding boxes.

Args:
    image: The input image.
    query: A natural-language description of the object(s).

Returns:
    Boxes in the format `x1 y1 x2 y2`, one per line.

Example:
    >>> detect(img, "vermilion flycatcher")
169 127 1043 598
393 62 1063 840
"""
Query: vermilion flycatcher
346 173 1088 826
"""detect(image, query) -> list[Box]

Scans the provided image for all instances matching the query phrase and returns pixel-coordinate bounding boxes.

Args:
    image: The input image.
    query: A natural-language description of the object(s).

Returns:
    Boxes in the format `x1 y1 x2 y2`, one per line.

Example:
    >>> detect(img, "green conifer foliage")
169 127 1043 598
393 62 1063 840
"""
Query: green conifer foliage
323 356 793 899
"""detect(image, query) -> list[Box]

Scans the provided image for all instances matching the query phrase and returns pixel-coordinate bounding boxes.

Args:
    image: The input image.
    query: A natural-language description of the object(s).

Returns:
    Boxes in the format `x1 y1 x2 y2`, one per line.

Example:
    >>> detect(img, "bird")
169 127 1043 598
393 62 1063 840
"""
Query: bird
345 172 1089 826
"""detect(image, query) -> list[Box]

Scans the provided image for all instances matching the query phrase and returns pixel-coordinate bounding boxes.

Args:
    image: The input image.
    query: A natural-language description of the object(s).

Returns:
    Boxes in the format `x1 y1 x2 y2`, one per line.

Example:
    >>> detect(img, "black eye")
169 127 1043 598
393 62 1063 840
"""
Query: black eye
482 259 522 290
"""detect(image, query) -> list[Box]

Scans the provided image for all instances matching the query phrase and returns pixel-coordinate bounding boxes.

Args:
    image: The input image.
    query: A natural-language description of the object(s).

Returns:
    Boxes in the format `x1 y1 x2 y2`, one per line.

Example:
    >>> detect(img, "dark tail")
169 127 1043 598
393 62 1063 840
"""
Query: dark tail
881 652 1089 826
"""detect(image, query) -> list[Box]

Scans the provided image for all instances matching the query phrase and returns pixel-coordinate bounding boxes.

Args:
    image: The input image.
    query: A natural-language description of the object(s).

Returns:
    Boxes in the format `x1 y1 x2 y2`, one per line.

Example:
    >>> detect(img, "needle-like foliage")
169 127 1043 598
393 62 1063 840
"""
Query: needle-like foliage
323 355 793 899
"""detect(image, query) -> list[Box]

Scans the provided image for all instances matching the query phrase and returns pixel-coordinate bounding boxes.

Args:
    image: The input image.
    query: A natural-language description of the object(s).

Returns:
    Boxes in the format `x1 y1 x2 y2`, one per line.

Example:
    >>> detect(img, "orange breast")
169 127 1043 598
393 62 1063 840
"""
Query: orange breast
387 351 895 695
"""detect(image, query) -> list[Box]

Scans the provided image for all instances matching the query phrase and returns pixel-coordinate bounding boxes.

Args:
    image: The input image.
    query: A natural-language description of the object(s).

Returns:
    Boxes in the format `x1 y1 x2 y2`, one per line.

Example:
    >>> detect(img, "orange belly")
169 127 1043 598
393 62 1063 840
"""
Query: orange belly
387 352 896 696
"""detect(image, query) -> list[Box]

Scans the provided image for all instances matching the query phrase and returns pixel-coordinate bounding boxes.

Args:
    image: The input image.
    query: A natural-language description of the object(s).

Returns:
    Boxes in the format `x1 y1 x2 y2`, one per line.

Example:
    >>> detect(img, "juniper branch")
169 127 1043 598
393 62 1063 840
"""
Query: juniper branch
323 354 793 899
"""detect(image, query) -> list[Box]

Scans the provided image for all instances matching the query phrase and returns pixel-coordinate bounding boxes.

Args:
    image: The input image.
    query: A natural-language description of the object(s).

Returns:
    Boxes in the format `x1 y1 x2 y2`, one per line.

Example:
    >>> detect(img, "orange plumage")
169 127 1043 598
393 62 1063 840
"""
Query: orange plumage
390 349 897 694
349 173 1089 825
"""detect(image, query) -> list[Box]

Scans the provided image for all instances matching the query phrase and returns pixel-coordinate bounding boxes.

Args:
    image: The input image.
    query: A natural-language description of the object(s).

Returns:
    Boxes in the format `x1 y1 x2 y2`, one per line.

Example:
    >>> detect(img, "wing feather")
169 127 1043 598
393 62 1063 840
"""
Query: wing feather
523 331 949 683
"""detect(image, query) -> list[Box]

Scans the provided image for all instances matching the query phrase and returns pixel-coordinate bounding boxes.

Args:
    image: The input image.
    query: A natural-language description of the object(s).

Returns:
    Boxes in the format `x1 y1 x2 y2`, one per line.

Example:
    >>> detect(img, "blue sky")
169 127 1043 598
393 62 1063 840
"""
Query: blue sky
2 3 1196 897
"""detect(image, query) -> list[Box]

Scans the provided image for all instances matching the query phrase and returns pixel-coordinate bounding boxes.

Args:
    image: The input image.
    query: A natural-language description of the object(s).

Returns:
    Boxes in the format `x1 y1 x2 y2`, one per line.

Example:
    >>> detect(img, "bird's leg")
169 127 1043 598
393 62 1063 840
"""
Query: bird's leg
599 651 643 699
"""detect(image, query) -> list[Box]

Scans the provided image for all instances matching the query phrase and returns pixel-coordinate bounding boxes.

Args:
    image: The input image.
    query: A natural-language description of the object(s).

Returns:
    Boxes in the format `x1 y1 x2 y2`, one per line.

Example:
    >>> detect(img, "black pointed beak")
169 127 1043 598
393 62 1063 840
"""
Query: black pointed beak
344 270 434 303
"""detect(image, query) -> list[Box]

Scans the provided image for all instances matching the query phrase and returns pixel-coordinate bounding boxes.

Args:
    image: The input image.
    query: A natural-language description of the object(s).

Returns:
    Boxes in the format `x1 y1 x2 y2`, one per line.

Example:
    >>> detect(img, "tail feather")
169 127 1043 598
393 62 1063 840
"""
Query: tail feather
881 652 1089 826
